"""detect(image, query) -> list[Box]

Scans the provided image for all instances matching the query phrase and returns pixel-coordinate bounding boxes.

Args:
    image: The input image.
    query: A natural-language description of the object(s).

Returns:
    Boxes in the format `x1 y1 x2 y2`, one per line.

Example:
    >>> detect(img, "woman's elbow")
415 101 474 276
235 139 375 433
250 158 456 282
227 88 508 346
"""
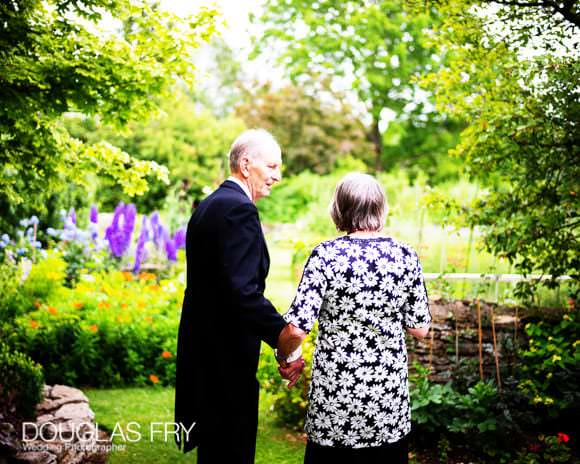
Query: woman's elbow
407 325 430 339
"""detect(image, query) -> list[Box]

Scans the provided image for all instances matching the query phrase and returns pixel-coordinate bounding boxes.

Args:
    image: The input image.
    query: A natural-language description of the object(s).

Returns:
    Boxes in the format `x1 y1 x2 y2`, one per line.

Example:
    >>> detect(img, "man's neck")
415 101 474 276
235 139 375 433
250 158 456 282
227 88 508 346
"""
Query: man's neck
227 175 253 202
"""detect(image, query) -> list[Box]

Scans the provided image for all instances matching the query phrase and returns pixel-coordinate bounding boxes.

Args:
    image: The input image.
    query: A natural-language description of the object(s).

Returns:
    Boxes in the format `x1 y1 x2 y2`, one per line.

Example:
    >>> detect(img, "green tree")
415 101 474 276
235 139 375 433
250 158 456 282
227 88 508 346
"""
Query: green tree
253 0 439 172
421 0 579 293
65 92 246 212
235 81 374 176
0 0 218 226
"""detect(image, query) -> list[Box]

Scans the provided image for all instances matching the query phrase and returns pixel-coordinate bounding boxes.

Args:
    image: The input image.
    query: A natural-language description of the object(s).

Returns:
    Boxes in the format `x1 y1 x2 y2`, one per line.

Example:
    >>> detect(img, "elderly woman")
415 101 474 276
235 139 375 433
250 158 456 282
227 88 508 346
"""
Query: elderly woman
277 173 431 464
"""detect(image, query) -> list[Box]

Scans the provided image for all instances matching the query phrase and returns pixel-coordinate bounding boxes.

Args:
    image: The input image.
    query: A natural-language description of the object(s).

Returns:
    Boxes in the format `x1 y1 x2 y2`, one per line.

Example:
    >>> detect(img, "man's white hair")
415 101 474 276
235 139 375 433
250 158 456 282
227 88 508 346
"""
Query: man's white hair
229 129 280 173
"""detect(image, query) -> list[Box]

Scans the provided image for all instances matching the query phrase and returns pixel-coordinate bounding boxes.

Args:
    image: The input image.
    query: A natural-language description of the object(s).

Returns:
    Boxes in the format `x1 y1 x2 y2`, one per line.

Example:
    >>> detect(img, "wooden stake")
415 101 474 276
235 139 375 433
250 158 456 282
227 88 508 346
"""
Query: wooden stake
490 305 502 392
477 298 484 381
428 326 434 374
455 306 459 366
514 306 519 351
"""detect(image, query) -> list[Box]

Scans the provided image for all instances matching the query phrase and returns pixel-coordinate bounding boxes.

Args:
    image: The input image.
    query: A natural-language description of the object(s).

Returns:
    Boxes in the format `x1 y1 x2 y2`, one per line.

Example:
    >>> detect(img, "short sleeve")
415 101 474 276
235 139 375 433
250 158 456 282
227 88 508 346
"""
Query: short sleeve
284 245 327 333
402 251 431 328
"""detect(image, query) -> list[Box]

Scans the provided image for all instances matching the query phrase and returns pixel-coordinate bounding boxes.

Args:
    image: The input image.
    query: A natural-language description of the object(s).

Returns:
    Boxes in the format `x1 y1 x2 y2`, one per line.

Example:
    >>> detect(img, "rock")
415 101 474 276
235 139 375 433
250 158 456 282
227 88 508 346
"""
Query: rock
47 387 87 404
53 403 94 423
13 451 57 464
2 385 110 464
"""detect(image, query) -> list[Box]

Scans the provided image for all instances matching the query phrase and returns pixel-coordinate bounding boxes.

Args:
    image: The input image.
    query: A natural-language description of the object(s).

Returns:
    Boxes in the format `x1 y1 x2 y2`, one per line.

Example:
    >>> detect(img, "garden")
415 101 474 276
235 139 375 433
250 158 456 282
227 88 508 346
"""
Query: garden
1 0 578 463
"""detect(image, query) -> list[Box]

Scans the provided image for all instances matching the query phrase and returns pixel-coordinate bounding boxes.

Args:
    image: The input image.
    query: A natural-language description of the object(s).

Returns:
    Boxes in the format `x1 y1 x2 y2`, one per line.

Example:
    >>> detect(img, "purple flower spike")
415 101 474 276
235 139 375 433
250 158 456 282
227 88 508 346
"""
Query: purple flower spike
133 216 149 273
70 208 77 226
150 212 161 248
163 228 177 262
90 205 98 224
173 227 186 249
105 202 135 258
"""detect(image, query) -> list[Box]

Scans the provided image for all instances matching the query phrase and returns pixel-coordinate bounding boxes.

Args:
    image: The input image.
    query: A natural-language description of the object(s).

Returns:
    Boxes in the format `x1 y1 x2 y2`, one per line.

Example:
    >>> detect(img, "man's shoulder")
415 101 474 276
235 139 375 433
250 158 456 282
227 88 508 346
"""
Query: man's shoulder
202 182 254 210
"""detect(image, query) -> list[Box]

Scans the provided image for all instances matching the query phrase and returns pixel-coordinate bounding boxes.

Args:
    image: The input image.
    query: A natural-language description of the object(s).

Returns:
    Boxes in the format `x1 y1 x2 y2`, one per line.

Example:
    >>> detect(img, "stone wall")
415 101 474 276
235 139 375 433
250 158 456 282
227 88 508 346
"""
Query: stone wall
407 298 523 383
0 385 110 464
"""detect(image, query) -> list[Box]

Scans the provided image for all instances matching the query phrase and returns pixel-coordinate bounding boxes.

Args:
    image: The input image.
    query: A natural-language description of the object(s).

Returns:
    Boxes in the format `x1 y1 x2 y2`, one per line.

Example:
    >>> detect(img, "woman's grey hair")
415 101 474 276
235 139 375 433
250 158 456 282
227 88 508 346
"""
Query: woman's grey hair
330 172 388 233
229 129 280 173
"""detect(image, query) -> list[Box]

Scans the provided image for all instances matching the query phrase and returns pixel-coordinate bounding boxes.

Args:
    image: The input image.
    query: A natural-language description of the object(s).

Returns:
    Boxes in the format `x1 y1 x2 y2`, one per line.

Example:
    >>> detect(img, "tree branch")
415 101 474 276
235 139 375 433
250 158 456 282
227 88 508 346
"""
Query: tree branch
485 0 580 28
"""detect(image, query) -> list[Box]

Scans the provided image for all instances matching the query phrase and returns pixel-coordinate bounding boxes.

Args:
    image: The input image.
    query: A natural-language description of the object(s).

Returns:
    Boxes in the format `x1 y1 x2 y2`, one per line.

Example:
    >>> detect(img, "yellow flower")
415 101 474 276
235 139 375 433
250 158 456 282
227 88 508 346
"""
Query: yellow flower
551 355 561 362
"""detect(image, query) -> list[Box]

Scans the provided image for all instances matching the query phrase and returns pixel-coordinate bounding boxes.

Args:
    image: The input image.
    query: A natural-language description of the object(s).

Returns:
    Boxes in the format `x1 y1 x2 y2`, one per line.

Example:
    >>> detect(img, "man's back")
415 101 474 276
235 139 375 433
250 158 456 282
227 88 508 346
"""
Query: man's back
175 180 286 462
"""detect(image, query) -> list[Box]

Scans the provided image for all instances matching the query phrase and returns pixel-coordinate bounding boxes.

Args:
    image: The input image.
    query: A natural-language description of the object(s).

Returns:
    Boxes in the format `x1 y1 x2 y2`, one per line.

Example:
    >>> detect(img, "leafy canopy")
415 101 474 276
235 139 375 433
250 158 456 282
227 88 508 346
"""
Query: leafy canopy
421 0 579 293
0 0 218 211
252 0 439 171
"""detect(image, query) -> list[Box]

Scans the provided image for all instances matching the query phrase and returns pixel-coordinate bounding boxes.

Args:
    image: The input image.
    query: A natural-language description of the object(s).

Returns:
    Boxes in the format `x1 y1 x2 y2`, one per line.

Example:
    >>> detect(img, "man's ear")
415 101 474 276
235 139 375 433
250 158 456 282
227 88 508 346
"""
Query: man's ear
240 156 250 178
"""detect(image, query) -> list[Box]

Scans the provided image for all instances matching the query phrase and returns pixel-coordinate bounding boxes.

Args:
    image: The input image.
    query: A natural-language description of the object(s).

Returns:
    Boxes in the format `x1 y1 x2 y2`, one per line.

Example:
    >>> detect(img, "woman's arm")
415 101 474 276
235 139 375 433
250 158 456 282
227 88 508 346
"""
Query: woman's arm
407 325 430 339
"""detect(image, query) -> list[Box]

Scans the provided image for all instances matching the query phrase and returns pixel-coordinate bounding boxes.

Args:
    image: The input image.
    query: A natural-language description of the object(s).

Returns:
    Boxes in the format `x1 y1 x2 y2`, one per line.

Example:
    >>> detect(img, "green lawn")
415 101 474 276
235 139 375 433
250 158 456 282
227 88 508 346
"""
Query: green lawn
85 387 305 464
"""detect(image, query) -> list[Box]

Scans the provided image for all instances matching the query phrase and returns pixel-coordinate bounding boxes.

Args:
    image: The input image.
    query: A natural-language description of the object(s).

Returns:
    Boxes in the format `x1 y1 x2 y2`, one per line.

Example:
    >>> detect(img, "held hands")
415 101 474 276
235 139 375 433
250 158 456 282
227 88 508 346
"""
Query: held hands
278 357 305 389
277 322 308 388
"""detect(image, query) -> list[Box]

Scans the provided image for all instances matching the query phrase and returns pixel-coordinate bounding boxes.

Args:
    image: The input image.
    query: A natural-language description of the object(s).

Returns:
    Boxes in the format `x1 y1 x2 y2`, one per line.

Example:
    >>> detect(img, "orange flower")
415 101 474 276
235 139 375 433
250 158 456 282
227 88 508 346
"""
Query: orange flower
88 324 98 333
144 316 153 323
33 300 42 309
149 284 160 292
98 301 110 310
137 301 146 309
139 272 156 281
122 271 134 281
73 302 84 310
29 320 39 329
161 351 172 359
149 374 159 384
121 303 128 310
47 306 58 315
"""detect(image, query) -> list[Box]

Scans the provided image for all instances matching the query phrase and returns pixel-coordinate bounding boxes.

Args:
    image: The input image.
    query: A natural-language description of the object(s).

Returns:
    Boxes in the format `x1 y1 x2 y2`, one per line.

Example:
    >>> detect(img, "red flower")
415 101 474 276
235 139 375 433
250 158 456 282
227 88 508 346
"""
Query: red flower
557 432 570 444
528 443 541 453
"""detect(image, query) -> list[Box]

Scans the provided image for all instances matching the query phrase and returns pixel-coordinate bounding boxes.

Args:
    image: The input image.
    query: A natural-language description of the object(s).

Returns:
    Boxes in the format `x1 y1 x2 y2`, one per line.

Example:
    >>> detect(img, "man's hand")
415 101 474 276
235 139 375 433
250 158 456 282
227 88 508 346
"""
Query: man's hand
278 357 305 388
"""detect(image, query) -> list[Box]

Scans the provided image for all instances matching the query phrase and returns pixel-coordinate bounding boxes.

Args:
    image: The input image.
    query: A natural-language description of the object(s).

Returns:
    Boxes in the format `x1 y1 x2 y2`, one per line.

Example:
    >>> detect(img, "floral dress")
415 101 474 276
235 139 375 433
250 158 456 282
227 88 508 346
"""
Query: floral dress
284 236 431 448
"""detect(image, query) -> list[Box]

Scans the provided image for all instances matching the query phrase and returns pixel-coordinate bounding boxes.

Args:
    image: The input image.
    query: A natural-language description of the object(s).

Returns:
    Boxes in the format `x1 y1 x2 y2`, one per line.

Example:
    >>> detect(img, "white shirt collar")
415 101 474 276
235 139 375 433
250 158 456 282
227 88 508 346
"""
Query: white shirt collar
227 176 252 202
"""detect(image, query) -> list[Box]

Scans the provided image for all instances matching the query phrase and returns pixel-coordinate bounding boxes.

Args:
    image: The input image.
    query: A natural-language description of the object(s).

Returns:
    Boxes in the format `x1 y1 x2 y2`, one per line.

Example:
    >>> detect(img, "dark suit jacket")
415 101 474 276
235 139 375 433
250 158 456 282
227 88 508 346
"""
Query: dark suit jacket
174 180 287 463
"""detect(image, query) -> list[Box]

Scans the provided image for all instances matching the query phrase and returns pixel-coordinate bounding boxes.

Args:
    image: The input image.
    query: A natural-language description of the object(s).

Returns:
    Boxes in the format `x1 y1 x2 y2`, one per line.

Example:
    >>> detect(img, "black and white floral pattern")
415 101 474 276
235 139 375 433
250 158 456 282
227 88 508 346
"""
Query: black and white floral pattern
284 236 431 448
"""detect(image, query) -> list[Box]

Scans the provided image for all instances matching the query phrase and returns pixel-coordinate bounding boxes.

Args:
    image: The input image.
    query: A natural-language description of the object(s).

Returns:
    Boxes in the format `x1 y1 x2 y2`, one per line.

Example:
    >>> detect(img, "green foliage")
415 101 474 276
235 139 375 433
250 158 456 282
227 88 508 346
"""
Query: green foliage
7 270 182 387
0 262 22 322
0 0 218 216
0 341 44 421
513 433 575 464
258 326 317 431
421 1 580 293
236 81 374 176
65 93 246 212
517 313 580 413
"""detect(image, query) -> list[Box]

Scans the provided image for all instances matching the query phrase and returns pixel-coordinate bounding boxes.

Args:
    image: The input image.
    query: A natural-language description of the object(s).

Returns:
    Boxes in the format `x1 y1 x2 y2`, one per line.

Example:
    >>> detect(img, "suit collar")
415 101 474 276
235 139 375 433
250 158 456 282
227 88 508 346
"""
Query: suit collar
221 179 252 202
226 176 252 201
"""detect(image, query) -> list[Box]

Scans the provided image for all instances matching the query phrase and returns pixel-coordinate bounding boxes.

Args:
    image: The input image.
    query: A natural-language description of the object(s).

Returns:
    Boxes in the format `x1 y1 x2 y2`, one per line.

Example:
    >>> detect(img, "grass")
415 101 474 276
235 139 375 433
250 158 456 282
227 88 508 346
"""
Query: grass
84 387 305 464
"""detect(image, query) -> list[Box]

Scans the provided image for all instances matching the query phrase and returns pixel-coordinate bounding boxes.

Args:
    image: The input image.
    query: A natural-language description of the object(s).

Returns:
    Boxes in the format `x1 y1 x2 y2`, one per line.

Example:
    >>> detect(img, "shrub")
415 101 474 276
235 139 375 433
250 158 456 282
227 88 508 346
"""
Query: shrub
9 270 182 387
258 325 318 431
0 342 44 421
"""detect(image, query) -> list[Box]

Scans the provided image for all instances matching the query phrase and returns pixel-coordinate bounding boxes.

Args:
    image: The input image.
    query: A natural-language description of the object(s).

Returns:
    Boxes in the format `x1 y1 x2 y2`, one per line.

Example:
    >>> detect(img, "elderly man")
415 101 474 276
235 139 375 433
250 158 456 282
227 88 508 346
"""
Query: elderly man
175 129 304 463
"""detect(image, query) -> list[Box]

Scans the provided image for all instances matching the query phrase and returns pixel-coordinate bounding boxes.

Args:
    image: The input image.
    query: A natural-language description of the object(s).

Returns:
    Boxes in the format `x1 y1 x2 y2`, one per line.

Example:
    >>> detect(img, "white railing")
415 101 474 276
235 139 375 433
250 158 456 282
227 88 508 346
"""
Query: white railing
423 273 573 282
